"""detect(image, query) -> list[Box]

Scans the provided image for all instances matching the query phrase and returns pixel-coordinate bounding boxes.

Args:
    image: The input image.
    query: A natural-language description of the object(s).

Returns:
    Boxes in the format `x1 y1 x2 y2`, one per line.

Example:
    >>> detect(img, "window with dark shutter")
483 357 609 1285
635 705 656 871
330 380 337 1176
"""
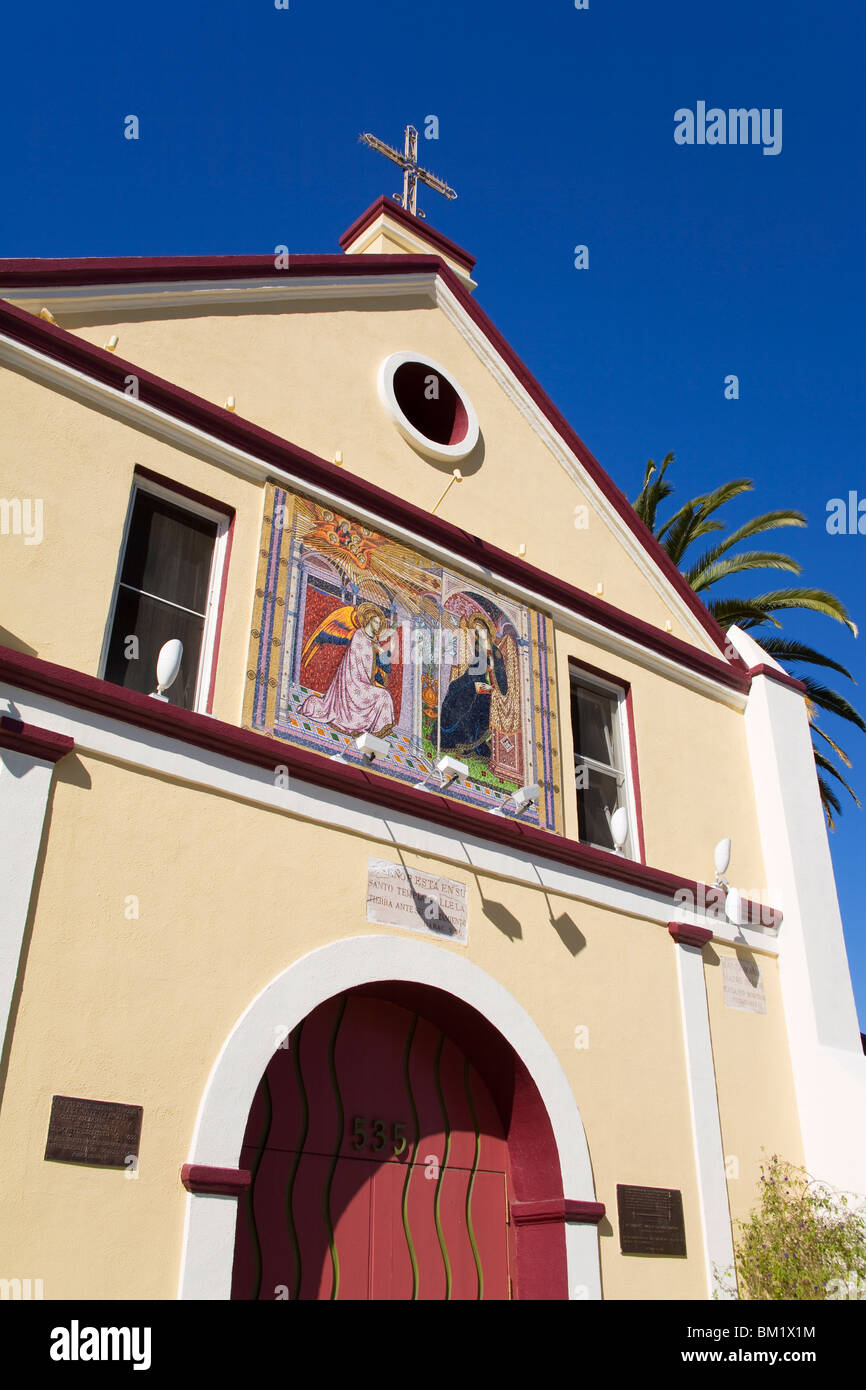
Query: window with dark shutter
103 482 226 711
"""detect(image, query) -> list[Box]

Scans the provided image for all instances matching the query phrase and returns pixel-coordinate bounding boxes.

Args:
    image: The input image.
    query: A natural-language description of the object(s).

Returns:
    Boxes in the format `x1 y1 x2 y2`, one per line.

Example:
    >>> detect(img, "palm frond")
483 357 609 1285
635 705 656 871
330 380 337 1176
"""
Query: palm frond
683 510 807 585
707 597 784 630
633 454 675 532
760 638 854 680
720 588 858 633
812 724 853 767
798 677 866 733
813 752 862 806
689 551 802 593
817 776 842 829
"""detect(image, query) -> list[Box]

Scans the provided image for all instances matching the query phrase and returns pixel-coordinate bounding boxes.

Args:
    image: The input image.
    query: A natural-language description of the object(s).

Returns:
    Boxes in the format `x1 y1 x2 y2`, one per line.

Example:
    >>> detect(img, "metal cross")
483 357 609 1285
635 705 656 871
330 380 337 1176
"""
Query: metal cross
359 125 457 220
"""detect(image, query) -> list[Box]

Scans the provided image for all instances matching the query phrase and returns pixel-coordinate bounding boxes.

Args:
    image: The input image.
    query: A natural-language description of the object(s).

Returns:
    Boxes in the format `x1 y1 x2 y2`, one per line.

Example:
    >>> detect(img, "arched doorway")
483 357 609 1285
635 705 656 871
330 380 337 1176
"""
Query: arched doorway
178 937 602 1301
231 990 512 1300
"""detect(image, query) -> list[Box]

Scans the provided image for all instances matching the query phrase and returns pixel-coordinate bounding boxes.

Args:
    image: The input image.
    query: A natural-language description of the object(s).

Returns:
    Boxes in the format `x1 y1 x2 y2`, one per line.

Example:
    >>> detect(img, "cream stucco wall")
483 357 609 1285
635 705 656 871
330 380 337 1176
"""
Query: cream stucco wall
29 290 716 648
706 942 805 1233
0 353 765 884
0 286 808 1302
0 749 795 1300
554 630 768 895
0 365 261 727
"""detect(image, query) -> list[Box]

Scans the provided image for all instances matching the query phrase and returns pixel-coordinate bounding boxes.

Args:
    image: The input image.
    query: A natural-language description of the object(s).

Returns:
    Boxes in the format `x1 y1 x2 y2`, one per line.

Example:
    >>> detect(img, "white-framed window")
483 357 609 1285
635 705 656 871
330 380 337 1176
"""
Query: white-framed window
100 473 231 713
569 663 640 858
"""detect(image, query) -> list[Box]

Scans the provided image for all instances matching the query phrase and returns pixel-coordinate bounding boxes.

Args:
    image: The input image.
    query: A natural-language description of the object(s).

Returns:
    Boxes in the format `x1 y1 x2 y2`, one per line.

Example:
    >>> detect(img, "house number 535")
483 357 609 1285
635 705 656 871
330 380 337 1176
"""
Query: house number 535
351 1116 407 1156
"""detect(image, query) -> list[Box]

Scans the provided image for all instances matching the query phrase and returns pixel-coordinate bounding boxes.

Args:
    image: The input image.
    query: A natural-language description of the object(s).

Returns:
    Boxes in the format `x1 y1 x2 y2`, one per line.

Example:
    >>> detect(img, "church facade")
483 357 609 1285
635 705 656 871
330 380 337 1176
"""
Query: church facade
1 198 864 1300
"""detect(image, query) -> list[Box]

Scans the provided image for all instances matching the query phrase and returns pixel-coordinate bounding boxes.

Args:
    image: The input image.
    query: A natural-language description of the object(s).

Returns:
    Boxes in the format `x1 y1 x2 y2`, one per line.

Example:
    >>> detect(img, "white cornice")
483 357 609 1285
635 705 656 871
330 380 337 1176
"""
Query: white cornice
0 679 776 955
0 330 747 710
0 273 439 314
344 214 478 290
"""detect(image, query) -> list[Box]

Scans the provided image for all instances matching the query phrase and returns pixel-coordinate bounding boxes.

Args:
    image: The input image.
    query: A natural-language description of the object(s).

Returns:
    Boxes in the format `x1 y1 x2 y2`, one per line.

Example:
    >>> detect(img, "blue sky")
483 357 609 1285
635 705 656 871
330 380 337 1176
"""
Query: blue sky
3 0 864 1019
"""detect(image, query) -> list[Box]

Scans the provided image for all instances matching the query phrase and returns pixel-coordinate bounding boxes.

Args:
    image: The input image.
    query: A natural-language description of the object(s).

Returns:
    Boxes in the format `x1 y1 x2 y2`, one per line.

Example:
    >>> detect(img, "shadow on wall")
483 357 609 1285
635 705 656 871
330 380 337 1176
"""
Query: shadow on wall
0 626 37 656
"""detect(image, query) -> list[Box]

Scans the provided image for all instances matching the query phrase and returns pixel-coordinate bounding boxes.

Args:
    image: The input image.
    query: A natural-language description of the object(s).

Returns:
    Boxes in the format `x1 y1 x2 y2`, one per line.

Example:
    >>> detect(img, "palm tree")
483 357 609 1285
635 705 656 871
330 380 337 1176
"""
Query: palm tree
633 454 863 828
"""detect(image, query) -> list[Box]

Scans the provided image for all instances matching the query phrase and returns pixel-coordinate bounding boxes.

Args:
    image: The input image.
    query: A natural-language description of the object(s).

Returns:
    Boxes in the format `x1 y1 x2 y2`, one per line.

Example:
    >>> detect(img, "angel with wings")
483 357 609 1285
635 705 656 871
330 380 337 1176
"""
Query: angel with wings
298 603 396 738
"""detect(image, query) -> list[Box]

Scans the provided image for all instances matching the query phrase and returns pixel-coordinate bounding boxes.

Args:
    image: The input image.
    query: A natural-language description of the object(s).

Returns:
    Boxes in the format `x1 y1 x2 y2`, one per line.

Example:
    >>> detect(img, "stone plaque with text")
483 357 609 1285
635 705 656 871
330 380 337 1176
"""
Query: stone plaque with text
722 956 767 1014
366 858 468 944
617 1184 687 1256
44 1095 143 1168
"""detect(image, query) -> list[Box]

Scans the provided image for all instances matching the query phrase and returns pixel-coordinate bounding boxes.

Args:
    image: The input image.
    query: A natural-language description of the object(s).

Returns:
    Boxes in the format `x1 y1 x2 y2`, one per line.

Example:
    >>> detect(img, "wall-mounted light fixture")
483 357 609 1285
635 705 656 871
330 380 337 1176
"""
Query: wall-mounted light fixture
149 639 183 701
355 732 390 764
104 335 119 353
610 805 629 855
493 782 540 818
431 469 462 516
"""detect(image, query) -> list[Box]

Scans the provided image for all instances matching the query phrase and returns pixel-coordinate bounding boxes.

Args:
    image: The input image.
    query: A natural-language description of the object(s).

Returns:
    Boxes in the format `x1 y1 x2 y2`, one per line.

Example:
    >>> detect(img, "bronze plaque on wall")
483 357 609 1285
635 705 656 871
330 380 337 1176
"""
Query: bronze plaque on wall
617 1184 687 1256
44 1095 143 1168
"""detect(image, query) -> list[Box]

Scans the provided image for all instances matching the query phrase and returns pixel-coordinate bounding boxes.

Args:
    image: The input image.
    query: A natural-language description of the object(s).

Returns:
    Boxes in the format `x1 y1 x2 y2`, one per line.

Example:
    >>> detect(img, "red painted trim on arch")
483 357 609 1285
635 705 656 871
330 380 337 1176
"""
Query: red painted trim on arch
0 716 74 763
668 922 714 948
511 1198 606 1226
339 196 477 273
181 1163 251 1196
0 644 784 929
0 299 751 699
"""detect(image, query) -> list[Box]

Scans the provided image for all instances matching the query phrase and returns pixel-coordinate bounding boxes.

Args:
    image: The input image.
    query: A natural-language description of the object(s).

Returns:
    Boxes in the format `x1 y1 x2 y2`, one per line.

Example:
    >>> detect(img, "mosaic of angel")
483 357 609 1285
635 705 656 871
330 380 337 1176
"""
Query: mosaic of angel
298 602 397 737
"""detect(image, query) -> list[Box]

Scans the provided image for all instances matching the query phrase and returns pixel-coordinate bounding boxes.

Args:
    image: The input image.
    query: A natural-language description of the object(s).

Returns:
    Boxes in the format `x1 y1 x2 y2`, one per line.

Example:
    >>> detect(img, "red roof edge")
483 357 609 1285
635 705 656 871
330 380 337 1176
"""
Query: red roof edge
338 196 477 273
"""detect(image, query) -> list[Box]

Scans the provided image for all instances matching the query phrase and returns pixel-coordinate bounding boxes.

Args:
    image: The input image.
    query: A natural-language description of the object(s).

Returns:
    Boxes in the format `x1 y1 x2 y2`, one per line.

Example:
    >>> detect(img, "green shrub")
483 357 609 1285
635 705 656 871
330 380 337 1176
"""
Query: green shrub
718 1153 866 1300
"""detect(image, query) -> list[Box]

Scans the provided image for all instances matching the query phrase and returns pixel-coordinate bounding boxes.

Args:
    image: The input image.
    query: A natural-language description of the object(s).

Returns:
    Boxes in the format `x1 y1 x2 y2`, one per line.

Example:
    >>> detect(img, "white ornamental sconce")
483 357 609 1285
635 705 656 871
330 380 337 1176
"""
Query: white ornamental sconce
149 639 183 701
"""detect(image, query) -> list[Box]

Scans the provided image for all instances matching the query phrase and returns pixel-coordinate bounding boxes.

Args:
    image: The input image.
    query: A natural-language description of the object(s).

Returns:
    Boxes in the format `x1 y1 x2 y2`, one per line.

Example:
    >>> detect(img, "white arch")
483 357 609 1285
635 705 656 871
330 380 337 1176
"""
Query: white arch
177 935 602 1299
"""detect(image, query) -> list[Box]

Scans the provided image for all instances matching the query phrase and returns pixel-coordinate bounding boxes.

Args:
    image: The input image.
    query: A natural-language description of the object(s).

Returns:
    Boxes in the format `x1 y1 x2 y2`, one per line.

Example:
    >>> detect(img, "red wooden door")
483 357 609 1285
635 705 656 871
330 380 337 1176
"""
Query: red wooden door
231 993 511 1300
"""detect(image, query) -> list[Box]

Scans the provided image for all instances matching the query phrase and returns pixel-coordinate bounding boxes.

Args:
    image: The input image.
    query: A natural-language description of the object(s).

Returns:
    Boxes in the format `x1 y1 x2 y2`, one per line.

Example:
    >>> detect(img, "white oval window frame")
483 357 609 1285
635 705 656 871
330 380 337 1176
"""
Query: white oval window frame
377 351 480 463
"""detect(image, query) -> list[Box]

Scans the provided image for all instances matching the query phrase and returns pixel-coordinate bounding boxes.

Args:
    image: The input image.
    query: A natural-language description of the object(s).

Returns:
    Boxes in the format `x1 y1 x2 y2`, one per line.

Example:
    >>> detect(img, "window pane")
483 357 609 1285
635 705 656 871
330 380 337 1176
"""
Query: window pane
571 684 619 769
104 587 205 710
120 490 217 614
577 766 625 852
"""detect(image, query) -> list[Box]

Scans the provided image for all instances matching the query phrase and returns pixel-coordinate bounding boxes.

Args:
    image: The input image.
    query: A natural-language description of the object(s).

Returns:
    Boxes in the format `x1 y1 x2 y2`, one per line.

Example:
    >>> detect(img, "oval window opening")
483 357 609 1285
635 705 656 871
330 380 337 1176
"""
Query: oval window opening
392 361 469 447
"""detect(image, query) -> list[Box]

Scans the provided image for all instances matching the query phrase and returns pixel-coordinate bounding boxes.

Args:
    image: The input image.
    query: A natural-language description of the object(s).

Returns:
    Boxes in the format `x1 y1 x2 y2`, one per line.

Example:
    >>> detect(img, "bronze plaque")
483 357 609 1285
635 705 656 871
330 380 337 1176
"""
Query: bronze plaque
44 1095 143 1168
617 1184 686 1256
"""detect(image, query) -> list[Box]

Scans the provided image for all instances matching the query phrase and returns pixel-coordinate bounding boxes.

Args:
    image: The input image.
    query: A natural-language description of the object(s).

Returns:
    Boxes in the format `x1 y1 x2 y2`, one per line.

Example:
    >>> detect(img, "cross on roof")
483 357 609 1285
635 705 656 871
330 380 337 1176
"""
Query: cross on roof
359 125 457 220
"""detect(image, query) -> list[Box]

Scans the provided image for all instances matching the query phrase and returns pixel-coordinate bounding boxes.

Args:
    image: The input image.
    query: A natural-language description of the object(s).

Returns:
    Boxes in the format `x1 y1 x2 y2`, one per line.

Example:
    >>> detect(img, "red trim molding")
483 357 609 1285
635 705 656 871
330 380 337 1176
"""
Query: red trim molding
0 252 430 288
0 715 74 763
511 1198 606 1226
181 1163 250 1197
134 464 235 519
668 922 714 948
0 643 784 925
339 196 477 273
748 664 809 696
0 299 752 699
